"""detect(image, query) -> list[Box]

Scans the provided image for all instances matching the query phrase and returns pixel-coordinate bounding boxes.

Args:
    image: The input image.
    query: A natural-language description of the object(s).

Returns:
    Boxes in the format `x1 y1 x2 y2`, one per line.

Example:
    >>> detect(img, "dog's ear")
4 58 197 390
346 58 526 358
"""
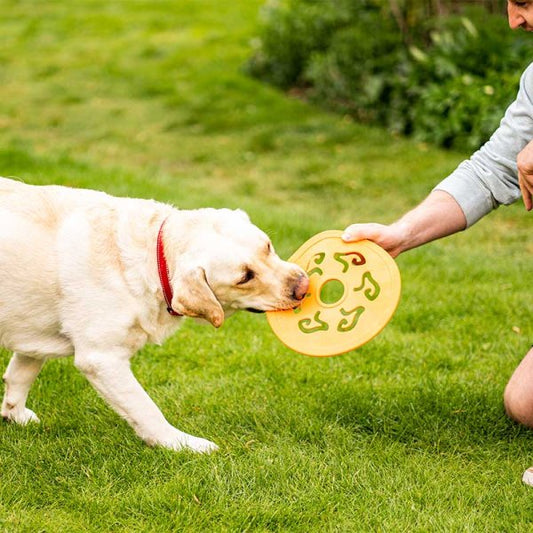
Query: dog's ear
171 267 224 328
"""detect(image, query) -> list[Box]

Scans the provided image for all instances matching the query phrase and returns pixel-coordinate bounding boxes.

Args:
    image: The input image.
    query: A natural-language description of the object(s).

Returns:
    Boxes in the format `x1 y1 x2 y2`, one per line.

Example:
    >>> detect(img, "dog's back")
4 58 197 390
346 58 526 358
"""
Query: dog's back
0 178 151 357
0 177 115 228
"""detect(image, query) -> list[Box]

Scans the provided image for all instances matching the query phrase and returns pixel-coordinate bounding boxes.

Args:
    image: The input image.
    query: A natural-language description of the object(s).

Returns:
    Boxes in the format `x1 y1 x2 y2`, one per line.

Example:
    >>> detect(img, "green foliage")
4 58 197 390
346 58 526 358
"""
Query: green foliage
247 0 354 88
247 2 531 150
409 71 521 149
247 0 397 89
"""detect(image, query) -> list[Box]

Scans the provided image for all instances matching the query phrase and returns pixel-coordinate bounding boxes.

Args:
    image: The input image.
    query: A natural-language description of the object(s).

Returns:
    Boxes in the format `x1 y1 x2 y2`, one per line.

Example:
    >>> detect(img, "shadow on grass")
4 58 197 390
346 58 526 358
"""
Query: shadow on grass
310 380 533 453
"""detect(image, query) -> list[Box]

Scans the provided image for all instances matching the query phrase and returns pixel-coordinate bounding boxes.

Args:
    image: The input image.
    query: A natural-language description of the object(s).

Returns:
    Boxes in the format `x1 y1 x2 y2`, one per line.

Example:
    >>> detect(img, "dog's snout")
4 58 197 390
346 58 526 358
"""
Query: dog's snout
292 273 309 301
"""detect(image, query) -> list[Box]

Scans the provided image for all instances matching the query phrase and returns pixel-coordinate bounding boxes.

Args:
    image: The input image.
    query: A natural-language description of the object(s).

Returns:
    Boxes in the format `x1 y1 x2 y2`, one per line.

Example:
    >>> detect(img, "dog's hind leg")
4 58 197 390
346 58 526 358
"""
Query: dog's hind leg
2 353 44 424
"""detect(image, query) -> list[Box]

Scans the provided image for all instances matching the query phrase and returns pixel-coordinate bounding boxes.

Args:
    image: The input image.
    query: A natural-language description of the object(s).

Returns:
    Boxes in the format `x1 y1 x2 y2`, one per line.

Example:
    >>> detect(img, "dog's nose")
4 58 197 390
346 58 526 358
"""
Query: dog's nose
292 273 309 301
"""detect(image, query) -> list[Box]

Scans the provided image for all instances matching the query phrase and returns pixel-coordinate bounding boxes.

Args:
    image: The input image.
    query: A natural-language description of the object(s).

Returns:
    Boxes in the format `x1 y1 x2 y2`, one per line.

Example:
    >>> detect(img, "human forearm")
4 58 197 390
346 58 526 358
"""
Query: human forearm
342 190 466 257
390 190 467 252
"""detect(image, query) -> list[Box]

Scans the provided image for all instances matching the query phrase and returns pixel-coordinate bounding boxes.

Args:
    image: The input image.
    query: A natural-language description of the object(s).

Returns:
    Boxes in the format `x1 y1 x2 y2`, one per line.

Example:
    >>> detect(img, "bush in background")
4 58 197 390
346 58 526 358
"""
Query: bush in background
246 0 531 150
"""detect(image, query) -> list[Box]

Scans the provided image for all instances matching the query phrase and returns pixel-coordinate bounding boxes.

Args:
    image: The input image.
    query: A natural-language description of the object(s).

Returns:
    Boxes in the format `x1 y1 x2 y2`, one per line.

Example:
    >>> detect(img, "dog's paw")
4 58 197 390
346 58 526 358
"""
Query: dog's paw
2 406 40 425
157 429 219 454
181 435 219 454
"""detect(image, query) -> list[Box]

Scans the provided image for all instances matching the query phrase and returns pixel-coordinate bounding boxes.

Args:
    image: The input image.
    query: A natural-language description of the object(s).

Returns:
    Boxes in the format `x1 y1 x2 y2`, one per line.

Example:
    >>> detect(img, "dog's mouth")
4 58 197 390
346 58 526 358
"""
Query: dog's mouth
246 308 265 314
245 301 301 314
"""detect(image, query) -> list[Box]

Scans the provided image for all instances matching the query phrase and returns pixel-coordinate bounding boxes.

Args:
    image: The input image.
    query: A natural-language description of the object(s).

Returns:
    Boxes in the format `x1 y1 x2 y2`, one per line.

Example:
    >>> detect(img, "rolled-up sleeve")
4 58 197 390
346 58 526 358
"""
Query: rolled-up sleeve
435 61 533 227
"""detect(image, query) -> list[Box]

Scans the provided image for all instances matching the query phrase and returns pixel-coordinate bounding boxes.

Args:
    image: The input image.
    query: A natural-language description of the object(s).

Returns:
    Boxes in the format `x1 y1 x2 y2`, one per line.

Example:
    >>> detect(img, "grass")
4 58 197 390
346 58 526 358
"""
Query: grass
1 1 533 531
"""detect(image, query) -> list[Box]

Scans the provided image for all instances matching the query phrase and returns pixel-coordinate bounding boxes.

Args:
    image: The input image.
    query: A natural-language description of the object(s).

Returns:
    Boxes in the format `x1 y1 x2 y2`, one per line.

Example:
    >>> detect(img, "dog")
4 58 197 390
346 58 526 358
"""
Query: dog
0 177 309 453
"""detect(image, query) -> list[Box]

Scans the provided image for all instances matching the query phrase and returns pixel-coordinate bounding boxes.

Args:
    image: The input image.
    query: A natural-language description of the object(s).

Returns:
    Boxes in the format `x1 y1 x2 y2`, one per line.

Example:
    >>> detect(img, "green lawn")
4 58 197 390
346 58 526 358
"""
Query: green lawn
1 1 532 531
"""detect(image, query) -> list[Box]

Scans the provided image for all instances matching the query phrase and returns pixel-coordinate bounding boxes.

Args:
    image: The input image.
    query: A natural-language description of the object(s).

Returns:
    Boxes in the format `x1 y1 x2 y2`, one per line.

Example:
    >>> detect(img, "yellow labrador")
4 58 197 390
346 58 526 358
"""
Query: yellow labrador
0 177 308 453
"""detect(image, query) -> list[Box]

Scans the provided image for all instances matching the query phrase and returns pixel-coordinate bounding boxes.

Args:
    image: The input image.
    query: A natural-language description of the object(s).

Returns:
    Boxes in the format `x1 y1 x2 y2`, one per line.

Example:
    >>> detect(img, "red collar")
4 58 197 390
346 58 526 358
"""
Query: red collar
156 218 182 316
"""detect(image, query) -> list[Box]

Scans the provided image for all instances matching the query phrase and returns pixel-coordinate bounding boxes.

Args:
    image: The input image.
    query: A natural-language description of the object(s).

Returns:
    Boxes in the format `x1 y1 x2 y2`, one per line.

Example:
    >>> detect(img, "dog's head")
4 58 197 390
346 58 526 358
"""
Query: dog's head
163 209 309 328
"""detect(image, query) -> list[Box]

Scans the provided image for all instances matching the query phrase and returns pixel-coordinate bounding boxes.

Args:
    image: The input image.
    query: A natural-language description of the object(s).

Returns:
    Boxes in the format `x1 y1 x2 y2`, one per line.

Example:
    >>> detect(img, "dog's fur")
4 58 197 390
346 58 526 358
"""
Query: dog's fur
0 177 308 452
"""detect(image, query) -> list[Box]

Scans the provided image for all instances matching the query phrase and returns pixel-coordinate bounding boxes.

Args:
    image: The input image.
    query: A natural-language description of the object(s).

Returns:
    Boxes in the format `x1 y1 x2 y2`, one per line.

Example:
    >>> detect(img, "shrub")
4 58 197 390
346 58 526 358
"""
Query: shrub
246 0 353 89
246 1 531 150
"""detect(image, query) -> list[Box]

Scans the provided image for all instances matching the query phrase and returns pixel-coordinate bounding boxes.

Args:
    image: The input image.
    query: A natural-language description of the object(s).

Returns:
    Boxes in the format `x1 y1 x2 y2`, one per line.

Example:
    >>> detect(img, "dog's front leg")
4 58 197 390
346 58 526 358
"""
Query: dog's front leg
74 350 218 453
2 353 44 424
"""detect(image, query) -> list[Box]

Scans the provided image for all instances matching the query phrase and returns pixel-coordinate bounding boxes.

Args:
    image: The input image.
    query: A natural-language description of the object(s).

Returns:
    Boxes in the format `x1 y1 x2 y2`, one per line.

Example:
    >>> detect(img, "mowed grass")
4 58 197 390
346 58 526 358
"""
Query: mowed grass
1 1 533 531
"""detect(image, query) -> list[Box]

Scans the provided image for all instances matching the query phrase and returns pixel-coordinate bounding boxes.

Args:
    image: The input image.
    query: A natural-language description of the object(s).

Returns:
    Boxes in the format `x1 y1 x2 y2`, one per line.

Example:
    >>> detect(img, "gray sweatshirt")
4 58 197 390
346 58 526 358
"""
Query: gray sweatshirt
434 62 533 227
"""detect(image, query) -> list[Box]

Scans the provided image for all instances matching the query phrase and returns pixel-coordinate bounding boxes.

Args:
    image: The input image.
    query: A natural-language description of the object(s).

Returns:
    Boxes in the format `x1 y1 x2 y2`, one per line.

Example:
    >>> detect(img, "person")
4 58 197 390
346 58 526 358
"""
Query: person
342 0 533 486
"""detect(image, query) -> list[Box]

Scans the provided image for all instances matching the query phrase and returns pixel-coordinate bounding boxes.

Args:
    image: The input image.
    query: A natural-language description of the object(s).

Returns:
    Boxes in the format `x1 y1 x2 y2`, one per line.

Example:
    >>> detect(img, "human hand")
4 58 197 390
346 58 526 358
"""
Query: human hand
516 139 533 211
342 223 405 258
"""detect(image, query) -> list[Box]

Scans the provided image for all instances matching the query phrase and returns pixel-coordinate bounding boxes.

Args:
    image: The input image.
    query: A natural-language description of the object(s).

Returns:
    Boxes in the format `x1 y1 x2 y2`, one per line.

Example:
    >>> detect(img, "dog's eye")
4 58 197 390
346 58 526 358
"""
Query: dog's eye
237 268 255 285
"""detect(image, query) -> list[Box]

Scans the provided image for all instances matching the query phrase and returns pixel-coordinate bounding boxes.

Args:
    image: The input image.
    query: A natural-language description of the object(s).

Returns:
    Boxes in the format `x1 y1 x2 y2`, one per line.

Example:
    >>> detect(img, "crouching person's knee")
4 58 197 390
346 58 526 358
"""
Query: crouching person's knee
504 381 533 429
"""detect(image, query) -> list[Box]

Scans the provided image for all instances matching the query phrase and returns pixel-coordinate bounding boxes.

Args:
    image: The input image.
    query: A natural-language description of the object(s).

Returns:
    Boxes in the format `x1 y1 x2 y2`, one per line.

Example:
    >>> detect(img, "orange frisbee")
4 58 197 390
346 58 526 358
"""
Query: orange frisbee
267 230 401 357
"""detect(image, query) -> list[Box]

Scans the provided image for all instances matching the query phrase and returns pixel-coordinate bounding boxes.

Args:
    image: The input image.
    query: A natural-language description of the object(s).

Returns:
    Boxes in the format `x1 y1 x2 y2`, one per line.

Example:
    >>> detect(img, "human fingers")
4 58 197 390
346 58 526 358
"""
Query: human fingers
342 222 387 242
342 223 401 257
519 172 533 211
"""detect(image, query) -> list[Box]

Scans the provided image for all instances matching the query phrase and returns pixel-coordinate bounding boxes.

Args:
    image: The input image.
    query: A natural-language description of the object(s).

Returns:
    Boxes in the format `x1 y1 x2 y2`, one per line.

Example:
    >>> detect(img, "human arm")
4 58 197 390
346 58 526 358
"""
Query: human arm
517 138 533 211
342 190 466 257
434 62 533 226
343 62 533 256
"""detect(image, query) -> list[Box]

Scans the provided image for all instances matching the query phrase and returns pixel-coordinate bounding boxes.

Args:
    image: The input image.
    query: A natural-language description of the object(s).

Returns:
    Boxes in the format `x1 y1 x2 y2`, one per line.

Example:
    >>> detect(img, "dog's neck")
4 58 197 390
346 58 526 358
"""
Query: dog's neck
156 217 182 317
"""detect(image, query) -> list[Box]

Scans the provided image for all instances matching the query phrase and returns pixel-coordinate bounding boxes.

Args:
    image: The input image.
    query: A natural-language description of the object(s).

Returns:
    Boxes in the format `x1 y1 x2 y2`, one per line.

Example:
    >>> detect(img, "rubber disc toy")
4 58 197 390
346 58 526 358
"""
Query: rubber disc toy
267 230 401 357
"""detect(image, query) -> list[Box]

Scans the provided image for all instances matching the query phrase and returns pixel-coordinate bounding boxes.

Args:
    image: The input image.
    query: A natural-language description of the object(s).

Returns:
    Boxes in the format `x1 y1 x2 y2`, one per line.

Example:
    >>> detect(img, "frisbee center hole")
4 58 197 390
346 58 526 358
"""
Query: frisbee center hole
319 279 345 305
